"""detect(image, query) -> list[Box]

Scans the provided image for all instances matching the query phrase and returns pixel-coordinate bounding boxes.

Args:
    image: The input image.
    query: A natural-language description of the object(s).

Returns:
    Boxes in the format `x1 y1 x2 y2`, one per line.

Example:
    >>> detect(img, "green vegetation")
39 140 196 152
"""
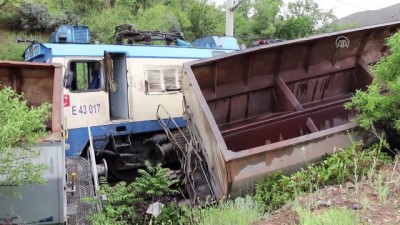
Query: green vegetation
1 1 395 223
87 178 142 225
134 161 179 198
0 30 49 61
0 87 51 191
255 139 391 212
373 172 390 204
89 139 392 224
0 32 46 61
89 161 263 225
0 0 348 45
188 196 263 225
87 161 179 224
0 40 27 61
82 5 133 43
296 207 359 225
345 32 400 149
154 196 263 225
153 202 190 225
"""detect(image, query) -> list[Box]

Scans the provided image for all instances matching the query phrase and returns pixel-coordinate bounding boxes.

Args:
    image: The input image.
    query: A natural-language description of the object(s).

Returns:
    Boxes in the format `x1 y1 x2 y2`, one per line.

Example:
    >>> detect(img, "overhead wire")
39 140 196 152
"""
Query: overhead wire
329 0 371 11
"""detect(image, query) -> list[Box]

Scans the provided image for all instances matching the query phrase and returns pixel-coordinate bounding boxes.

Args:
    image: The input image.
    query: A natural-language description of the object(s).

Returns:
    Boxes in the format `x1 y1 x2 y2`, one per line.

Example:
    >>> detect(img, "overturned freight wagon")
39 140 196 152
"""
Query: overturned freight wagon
182 22 400 198
0 61 66 224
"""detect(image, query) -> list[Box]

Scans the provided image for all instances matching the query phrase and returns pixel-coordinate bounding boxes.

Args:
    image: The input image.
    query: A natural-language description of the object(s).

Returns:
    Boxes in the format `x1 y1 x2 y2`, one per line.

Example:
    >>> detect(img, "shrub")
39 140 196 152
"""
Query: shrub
154 202 190 225
134 161 179 199
0 87 51 192
14 2 53 32
51 10 82 28
345 31 400 149
87 161 179 224
13 3 81 34
87 178 142 225
255 140 391 211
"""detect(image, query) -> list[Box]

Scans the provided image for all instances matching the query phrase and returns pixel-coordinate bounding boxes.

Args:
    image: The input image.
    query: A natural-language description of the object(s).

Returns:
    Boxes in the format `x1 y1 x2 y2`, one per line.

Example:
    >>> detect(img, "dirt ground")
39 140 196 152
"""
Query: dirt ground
254 164 400 225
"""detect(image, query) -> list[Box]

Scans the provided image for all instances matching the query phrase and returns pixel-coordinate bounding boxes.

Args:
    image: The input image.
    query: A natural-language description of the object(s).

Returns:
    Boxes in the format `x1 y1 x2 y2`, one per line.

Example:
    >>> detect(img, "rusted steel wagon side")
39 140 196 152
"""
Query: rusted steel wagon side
182 22 400 198
0 60 63 139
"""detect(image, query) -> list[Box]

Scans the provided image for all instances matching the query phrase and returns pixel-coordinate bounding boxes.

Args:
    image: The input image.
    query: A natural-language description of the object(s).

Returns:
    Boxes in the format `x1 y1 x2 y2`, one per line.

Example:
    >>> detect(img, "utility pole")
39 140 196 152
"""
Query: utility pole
226 0 234 36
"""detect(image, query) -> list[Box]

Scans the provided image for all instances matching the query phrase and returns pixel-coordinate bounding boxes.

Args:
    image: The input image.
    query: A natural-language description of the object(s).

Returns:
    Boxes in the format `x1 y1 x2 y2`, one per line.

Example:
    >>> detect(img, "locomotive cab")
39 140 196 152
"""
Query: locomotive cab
23 25 239 180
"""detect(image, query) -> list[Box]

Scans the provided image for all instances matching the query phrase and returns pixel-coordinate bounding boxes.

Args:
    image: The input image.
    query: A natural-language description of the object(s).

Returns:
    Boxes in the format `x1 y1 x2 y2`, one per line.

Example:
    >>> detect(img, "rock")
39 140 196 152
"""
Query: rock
344 182 356 192
146 202 164 217
350 203 363 210
315 199 332 207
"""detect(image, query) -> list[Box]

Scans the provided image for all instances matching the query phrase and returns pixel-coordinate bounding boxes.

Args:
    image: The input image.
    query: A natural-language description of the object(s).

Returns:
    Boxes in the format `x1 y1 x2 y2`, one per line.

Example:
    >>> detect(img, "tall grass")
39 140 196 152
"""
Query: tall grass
0 31 47 61
296 207 359 225
189 196 263 225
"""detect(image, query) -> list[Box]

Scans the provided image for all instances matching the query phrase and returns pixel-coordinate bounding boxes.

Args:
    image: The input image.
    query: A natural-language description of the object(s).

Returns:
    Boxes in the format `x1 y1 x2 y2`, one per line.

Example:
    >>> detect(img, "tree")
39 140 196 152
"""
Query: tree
251 0 283 37
14 2 53 32
345 31 400 149
56 0 106 14
0 87 51 191
82 5 134 43
52 10 82 27
274 0 337 39
134 4 181 32
247 0 337 40
179 0 225 40
231 0 256 44
0 0 10 10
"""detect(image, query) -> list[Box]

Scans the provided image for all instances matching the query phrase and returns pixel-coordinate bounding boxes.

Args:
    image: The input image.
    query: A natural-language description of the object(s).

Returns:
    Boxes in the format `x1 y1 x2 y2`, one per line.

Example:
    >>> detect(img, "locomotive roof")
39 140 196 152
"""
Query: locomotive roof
24 42 237 62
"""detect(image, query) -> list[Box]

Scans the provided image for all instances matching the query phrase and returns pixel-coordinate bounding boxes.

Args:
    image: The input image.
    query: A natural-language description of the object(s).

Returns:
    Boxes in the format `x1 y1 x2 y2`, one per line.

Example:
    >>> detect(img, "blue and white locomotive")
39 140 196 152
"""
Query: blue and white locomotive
23 25 239 178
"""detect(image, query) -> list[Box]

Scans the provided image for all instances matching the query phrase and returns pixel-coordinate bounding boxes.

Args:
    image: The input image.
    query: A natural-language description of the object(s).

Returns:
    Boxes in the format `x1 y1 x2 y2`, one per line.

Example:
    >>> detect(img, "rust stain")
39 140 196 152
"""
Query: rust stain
0 60 63 141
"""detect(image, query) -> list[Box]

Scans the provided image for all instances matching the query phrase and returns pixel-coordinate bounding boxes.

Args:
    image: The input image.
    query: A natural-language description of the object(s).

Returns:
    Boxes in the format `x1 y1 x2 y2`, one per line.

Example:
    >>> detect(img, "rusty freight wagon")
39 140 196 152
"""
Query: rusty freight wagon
0 61 100 224
0 61 67 224
181 22 400 199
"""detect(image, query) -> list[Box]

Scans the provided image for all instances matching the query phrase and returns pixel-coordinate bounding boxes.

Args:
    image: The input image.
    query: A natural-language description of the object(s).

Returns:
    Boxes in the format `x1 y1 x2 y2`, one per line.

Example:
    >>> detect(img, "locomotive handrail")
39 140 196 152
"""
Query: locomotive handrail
156 104 192 152
156 104 214 204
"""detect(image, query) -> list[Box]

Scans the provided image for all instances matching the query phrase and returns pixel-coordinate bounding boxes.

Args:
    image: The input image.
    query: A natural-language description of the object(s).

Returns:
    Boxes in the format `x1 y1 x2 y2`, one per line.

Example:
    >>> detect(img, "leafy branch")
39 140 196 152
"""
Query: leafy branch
0 87 50 193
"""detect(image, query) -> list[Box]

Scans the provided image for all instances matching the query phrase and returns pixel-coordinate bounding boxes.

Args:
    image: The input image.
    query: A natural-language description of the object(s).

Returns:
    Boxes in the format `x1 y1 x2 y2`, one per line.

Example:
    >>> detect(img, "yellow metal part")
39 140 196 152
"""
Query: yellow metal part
71 172 77 189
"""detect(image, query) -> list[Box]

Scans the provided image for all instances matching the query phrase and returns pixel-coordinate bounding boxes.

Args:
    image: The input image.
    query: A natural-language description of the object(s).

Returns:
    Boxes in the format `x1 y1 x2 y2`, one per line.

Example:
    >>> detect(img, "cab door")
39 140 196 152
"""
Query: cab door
63 57 110 131
105 52 129 120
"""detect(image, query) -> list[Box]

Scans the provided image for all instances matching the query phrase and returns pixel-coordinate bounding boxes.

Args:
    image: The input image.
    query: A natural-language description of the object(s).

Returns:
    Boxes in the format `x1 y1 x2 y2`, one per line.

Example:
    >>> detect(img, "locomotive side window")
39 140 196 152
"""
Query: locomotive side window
145 66 181 94
69 61 101 91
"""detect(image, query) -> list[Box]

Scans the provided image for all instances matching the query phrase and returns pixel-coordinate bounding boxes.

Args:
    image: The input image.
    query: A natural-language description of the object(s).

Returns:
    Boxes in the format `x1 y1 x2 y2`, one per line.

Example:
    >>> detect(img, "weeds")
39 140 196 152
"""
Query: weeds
88 139 392 224
188 196 263 225
153 202 190 225
296 207 359 225
134 161 179 200
86 178 143 225
255 139 391 212
374 172 390 204
87 161 179 225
